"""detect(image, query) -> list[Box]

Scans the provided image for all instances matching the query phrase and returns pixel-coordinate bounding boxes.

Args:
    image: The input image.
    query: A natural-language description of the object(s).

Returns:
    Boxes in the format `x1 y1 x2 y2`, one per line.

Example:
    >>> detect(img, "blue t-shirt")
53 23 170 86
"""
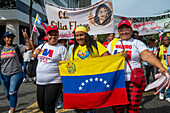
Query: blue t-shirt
166 45 170 71
143 46 157 66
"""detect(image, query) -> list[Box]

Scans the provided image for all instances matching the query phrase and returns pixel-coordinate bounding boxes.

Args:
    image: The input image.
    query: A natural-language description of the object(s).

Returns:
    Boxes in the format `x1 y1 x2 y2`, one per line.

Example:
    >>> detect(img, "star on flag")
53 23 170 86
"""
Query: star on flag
78 77 110 90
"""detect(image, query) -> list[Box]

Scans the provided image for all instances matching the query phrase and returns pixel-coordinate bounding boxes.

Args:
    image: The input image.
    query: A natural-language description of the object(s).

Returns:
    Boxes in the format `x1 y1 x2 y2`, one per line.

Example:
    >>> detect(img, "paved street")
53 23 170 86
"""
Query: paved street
1 80 170 113
0 82 37 113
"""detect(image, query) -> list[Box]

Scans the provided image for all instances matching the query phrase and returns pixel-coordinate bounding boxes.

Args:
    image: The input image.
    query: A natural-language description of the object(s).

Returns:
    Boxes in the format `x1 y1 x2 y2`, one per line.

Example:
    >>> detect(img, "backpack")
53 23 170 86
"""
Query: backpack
27 43 45 77
13 44 24 65
0 44 23 66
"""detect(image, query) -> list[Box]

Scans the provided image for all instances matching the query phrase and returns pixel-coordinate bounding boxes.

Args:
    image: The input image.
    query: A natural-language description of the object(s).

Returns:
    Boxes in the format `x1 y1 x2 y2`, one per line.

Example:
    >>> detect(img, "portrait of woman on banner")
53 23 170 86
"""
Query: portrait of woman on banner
88 2 113 26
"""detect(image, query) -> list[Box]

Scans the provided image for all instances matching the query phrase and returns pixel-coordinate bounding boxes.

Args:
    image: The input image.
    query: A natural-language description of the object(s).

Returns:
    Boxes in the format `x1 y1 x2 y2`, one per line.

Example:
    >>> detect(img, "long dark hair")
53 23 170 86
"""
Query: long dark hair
94 4 112 25
72 33 98 60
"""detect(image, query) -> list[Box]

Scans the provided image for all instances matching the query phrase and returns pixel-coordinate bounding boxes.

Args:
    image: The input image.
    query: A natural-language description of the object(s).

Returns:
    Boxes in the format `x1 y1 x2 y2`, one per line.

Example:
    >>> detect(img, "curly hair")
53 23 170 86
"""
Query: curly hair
94 4 112 25
72 33 98 60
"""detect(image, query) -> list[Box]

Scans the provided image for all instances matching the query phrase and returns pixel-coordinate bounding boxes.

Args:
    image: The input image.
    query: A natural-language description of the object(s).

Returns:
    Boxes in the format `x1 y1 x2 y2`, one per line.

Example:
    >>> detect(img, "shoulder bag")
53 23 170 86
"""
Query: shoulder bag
121 41 144 84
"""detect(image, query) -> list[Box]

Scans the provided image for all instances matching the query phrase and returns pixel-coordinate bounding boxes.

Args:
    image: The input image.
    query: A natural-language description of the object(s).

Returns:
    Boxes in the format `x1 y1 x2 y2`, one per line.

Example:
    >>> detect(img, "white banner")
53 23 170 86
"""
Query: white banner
114 13 170 36
45 0 114 39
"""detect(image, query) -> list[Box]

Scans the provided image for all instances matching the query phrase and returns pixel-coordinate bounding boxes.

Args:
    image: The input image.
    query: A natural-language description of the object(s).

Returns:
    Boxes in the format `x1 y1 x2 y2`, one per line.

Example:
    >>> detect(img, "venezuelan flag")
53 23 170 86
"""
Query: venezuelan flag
59 54 129 109
34 14 46 31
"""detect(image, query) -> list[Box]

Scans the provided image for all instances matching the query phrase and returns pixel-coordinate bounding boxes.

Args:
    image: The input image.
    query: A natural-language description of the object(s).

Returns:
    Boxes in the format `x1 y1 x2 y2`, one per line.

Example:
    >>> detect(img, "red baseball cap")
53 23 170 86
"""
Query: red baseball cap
118 20 131 29
46 25 59 34
68 40 74 44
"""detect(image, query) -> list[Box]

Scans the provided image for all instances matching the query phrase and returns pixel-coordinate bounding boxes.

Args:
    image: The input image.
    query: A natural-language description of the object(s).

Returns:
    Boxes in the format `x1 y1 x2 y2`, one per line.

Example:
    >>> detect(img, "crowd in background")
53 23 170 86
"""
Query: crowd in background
0 20 170 113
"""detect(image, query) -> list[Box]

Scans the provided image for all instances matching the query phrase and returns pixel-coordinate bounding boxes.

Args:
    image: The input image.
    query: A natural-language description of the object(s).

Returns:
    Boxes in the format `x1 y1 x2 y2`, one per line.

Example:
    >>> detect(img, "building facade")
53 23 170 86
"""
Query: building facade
0 0 90 45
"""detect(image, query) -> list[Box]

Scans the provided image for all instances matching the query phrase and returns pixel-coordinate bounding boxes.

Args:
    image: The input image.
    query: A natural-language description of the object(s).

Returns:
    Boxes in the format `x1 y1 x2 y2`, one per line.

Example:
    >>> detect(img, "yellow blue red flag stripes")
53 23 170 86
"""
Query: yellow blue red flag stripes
59 54 129 109
34 14 46 31
33 24 40 36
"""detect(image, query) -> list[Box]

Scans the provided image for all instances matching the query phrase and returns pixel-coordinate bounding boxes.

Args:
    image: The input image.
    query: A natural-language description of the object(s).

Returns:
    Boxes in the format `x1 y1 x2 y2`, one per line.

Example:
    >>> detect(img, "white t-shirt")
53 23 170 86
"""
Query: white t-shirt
24 50 32 62
36 43 67 85
107 38 147 81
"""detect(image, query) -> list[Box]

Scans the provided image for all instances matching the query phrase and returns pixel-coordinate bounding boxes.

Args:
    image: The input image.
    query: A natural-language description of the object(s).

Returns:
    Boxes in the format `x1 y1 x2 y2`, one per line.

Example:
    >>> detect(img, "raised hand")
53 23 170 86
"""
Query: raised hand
22 28 28 40
22 28 32 50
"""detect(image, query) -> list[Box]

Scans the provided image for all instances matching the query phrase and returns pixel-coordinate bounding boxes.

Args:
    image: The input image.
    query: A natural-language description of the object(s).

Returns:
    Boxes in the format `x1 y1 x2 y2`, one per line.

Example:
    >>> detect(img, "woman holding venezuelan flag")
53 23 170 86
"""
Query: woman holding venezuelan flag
70 25 109 113
107 20 168 113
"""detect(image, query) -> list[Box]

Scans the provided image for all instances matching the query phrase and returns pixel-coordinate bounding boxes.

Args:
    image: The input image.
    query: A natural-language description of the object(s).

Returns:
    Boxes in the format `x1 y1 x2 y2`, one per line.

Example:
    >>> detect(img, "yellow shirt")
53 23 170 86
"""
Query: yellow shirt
157 45 168 70
70 41 108 61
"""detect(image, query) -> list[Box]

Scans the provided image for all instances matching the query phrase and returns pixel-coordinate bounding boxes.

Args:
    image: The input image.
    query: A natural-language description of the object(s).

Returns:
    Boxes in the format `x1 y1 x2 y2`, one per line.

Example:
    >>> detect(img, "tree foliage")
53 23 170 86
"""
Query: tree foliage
96 34 108 43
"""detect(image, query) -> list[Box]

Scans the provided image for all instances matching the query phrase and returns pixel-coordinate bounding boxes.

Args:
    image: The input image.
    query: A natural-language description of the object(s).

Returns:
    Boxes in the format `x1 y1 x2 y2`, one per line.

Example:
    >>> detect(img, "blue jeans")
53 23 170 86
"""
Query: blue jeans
23 61 28 79
0 71 23 108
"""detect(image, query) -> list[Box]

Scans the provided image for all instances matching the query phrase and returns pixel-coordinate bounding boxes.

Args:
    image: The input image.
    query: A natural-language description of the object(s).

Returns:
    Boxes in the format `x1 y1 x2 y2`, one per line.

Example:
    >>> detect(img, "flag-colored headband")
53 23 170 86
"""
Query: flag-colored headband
75 25 88 34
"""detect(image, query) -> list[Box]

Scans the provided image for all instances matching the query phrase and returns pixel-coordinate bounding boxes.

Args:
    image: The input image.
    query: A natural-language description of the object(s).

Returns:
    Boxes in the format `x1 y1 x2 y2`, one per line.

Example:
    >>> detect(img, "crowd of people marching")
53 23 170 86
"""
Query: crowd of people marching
0 19 170 113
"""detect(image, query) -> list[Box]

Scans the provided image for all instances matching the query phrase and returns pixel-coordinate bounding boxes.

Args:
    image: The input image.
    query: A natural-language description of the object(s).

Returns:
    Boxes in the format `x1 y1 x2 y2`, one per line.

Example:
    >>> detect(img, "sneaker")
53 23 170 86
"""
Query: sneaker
23 78 27 83
166 98 170 102
8 110 11 113
33 77 36 81
159 93 164 100
57 102 63 109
